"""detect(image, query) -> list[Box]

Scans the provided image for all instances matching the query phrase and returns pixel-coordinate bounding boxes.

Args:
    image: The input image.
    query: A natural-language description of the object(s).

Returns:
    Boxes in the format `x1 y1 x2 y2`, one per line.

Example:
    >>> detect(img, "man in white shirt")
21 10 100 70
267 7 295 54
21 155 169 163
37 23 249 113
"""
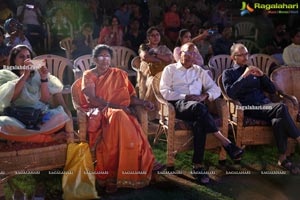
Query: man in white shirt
283 28 300 66
160 42 244 184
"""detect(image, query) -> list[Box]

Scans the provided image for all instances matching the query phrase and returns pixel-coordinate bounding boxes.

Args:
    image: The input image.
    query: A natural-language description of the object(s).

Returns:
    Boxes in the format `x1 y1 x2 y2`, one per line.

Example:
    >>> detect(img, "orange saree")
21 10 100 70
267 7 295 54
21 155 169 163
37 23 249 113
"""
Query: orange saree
81 68 154 189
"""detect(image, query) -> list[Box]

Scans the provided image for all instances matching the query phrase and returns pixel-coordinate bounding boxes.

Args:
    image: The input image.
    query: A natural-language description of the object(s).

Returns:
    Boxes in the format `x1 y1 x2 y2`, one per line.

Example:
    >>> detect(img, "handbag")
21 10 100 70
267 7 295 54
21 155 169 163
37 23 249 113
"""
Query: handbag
62 142 99 200
3 106 42 130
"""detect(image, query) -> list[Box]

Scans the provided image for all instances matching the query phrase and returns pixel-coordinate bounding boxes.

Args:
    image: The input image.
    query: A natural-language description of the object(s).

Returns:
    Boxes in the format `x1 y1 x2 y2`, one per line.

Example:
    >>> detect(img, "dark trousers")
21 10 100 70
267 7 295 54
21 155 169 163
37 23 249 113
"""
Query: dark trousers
244 103 300 154
170 100 219 164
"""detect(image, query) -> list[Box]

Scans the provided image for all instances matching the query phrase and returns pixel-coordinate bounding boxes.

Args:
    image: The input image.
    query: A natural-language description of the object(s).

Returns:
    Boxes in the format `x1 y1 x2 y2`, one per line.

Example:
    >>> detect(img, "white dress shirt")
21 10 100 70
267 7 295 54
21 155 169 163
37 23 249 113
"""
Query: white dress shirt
283 43 300 67
160 62 221 101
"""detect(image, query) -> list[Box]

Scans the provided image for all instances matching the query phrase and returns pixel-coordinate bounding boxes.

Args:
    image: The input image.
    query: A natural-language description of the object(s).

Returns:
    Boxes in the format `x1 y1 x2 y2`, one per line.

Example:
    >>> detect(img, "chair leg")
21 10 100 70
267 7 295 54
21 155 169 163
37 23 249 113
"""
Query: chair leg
153 123 168 144
167 148 175 168
153 124 163 144
62 93 70 110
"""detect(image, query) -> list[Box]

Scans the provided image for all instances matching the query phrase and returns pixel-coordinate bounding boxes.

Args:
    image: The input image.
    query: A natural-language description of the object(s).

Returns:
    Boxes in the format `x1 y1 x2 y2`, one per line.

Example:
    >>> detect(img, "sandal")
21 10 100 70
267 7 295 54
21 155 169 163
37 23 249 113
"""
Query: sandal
192 167 210 185
278 159 300 175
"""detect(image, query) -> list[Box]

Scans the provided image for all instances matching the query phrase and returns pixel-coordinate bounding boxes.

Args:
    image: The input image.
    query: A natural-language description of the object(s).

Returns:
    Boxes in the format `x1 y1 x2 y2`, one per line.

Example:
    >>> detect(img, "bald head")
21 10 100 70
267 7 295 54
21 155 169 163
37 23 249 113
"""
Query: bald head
180 42 198 69
180 42 197 52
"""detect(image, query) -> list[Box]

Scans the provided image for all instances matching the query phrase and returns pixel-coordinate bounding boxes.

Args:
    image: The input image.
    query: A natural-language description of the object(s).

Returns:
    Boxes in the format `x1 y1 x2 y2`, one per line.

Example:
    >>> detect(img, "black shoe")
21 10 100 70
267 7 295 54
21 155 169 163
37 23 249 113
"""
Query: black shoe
191 167 210 185
224 143 244 160
152 161 166 173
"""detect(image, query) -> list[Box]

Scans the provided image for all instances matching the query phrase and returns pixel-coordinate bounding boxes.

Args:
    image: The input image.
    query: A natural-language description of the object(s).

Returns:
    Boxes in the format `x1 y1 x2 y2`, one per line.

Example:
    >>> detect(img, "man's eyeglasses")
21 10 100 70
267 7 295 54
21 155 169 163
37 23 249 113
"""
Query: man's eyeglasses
234 52 249 57
181 51 197 56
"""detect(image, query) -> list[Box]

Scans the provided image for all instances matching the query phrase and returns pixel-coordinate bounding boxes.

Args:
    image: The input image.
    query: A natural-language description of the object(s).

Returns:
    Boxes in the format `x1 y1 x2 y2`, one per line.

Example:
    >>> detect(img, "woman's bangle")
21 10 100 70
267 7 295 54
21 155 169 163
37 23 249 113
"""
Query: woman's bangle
106 102 110 107
41 78 48 82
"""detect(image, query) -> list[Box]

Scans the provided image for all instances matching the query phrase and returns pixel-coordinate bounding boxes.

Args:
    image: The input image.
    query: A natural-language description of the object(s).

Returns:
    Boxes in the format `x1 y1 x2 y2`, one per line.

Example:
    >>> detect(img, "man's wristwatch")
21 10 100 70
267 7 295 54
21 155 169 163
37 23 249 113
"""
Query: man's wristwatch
41 78 48 82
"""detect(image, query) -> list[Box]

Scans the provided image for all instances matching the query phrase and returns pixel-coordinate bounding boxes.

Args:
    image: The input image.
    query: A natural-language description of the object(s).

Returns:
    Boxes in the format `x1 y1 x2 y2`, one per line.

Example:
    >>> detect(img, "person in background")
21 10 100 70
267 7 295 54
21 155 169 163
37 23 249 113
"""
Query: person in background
264 21 290 55
72 23 93 58
194 27 214 64
212 24 233 55
17 0 45 52
255 10 275 48
180 6 201 30
98 16 123 46
0 26 11 68
124 18 146 54
3 18 32 50
163 3 181 43
282 28 300 67
114 2 131 30
138 26 173 119
223 43 300 174
211 2 228 28
173 29 209 67
0 1 13 26
130 2 148 32
160 42 244 184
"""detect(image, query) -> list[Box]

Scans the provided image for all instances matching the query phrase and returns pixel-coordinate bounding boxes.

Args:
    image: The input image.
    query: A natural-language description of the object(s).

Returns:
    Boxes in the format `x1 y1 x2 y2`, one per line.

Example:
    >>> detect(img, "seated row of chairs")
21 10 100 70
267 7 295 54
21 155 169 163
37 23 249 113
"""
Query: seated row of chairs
20 49 299 170
149 66 300 168
68 50 295 169
1 51 299 177
35 50 289 129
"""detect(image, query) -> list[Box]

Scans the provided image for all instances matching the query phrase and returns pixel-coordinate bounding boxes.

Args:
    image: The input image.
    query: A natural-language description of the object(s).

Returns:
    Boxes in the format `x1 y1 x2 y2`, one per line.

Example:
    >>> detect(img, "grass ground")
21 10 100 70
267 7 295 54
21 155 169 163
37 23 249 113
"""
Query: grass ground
3 135 300 200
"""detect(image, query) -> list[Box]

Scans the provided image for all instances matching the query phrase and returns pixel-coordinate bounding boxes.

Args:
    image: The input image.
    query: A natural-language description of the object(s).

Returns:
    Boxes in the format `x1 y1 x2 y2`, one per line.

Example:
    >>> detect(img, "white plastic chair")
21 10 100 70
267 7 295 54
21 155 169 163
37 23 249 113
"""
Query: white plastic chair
249 53 279 76
234 21 258 41
110 46 137 77
208 54 233 81
73 54 93 80
236 39 261 54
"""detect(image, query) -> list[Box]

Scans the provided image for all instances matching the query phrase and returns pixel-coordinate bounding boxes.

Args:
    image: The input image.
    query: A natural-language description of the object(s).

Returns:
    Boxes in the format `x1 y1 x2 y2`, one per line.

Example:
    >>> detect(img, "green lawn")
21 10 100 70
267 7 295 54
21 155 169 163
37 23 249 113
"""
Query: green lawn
3 135 300 200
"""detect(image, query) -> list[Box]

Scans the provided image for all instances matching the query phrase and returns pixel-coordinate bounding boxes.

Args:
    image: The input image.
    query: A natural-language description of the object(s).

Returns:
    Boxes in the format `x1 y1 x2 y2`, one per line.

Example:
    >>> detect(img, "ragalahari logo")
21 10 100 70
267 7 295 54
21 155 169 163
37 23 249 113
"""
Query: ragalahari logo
240 1 254 16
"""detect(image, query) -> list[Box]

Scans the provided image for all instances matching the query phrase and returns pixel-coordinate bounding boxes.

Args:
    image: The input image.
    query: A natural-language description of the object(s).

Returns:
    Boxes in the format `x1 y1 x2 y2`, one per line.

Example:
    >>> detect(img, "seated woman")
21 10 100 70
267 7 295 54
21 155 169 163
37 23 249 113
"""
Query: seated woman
81 44 157 193
97 16 123 46
0 45 73 142
138 26 173 119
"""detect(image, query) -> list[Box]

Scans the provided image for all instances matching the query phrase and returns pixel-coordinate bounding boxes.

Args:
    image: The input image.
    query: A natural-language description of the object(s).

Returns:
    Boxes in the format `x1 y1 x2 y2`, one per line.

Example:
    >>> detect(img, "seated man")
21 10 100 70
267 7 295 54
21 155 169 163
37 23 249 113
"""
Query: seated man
160 42 244 184
222 43 300 174
283 28 300 67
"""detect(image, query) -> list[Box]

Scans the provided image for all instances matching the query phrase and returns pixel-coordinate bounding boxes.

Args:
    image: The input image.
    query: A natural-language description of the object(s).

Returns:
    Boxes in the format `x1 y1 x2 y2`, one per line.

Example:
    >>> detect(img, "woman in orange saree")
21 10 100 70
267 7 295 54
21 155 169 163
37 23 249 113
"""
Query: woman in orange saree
81 44 156 193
